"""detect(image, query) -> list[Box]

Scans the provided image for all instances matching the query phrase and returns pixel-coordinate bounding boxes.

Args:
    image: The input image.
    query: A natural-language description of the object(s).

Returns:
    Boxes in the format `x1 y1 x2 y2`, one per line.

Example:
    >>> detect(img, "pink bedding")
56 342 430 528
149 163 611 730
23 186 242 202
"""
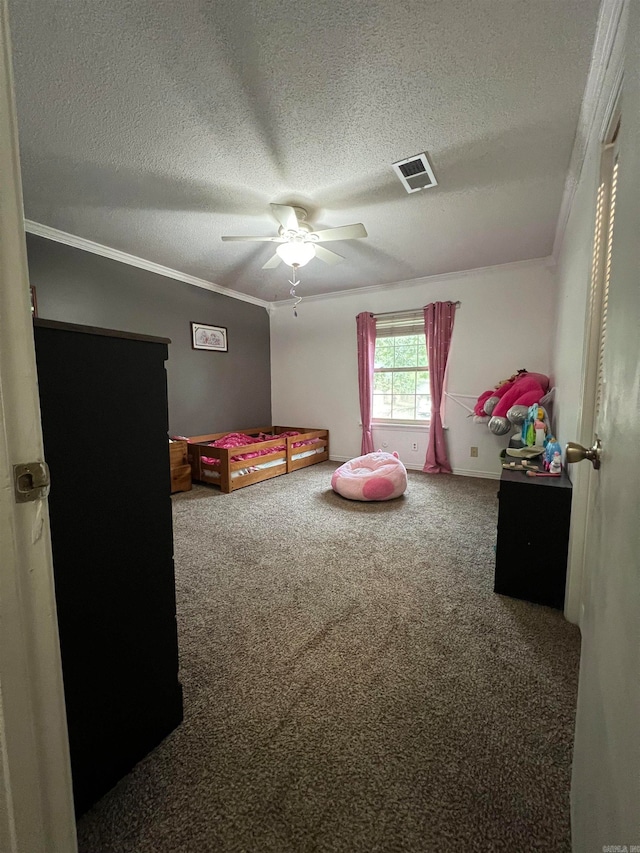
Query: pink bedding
198 431 316 466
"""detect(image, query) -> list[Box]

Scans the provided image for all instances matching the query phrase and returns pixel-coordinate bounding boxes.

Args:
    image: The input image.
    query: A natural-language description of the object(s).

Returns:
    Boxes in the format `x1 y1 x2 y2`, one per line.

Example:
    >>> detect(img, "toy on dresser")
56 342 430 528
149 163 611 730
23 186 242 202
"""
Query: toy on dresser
521 404 551 447
524 439 562 477
544 438 562 471
549 453 562 474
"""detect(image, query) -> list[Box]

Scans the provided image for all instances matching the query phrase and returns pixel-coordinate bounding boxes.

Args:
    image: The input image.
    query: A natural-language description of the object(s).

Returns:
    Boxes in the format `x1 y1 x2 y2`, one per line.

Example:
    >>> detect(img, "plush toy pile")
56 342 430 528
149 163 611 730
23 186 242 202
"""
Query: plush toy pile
473 369 550 436
331 451 408 501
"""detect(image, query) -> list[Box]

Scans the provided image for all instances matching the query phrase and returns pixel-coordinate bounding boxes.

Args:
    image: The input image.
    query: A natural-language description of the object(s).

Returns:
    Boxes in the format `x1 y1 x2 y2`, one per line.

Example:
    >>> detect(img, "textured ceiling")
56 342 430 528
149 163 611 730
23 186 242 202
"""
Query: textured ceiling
9 0 600 302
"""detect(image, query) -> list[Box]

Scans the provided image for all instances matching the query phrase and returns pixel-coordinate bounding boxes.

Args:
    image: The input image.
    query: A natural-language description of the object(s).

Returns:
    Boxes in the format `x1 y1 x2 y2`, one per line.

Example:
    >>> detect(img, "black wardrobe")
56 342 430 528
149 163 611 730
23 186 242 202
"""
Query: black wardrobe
34 319 183 817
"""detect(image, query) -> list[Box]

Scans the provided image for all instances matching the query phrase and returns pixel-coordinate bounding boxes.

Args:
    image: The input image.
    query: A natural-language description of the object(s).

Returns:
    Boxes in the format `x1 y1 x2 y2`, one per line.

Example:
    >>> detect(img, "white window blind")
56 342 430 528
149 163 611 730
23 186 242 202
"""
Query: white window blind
375 311 426 338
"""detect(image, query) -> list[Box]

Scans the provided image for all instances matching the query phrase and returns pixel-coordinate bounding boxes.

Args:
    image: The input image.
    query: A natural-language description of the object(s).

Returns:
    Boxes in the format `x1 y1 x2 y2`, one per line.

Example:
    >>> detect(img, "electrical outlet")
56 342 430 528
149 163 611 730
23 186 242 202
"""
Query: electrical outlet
411 441 419 451
470 446 478 457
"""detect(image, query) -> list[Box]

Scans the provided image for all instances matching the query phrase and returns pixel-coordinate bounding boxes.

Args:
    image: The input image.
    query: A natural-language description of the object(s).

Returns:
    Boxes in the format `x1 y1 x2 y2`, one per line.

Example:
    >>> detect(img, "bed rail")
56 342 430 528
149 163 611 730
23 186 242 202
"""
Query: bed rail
185 426 329 492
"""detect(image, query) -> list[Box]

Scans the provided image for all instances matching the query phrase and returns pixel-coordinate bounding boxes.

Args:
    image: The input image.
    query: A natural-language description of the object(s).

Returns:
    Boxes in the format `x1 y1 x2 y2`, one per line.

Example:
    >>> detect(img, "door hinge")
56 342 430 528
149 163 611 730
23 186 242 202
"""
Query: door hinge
13 461 51 503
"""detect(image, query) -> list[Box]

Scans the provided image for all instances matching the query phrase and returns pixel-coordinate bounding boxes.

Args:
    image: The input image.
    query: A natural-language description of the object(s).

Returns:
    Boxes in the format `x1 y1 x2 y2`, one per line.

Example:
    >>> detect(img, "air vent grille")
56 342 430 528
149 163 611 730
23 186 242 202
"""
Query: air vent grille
398 159 426 178
392 152 438 194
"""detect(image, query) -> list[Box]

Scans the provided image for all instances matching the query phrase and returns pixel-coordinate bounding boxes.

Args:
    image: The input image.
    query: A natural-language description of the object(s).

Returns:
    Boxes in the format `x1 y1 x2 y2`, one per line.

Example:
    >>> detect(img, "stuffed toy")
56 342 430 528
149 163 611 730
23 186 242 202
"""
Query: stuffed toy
473 370 523 418
474 370 550 436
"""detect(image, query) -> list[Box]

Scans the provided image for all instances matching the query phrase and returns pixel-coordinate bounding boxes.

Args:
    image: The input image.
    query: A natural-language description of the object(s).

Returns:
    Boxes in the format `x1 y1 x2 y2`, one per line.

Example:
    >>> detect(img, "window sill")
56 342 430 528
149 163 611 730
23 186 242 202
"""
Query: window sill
371 421 430 431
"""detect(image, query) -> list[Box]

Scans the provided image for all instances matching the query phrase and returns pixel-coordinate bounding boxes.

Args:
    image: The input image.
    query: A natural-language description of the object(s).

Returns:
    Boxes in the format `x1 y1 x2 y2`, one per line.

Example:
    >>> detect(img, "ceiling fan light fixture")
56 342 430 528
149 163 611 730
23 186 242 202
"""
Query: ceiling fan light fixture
276 241 316 268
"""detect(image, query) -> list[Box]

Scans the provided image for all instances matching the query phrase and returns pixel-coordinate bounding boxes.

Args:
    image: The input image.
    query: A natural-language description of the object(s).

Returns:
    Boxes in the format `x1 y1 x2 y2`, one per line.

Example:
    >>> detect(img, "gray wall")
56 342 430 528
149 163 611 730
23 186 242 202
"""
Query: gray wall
26 234 271 436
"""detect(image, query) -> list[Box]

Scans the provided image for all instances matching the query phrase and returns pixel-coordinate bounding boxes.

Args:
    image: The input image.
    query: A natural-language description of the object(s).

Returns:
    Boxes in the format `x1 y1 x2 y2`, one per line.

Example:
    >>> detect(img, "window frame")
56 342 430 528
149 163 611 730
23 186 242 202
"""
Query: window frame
372 315 430 426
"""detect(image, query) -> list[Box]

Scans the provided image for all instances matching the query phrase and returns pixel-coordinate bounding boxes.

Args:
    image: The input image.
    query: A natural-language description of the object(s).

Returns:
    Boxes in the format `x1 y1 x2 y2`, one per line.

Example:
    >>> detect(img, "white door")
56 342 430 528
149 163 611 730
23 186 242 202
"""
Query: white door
570 4 640 848
0 4 77 851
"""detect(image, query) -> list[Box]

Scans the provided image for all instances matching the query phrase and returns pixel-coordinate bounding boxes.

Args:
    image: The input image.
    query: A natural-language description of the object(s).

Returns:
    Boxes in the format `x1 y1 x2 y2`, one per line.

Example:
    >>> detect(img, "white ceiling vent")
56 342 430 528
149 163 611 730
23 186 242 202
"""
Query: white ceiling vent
392 153 438 193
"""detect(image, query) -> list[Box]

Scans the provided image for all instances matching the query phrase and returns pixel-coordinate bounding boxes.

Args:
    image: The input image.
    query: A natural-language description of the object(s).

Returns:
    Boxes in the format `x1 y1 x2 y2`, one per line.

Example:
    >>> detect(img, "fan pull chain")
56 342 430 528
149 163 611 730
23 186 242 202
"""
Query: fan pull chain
289 266 302 317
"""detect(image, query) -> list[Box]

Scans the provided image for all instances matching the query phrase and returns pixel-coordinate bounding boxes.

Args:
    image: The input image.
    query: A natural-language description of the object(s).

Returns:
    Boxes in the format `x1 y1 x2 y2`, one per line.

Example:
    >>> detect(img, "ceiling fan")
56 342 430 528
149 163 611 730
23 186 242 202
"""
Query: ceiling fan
221 203 368 269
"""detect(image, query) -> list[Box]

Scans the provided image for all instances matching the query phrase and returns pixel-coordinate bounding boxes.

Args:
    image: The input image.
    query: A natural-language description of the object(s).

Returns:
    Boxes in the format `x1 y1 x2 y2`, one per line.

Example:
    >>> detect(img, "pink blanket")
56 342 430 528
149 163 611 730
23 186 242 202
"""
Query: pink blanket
199 431 317 466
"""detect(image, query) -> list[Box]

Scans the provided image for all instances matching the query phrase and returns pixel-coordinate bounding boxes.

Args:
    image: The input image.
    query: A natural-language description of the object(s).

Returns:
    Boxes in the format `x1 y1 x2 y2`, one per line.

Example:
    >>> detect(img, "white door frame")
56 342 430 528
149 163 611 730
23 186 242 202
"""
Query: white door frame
0 4 77 851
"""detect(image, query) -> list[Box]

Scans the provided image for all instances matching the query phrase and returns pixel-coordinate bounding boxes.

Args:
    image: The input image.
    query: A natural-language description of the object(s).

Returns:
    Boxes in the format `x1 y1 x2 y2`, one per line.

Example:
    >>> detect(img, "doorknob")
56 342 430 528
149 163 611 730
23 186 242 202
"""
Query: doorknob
565 437 602 469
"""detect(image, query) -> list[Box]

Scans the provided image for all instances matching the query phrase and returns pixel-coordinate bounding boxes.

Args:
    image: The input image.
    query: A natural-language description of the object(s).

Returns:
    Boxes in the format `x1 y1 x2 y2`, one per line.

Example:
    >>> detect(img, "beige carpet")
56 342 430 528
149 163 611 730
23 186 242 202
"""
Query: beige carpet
77 462 581 852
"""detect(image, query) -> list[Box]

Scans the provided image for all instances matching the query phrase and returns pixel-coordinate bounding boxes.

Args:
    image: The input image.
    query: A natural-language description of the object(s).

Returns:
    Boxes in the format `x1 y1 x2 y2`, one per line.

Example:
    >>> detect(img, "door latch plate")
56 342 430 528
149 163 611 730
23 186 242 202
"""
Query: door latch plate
13 461 51 503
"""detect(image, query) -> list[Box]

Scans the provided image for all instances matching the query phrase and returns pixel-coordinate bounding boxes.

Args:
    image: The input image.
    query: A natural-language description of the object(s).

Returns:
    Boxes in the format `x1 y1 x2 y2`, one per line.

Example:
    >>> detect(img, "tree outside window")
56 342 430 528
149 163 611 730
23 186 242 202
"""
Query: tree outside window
373 333 430 422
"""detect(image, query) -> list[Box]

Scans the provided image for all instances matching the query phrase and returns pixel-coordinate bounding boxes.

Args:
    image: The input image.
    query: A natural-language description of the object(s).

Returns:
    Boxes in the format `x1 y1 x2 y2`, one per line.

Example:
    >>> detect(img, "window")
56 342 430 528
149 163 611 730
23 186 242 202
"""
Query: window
372 312 430 423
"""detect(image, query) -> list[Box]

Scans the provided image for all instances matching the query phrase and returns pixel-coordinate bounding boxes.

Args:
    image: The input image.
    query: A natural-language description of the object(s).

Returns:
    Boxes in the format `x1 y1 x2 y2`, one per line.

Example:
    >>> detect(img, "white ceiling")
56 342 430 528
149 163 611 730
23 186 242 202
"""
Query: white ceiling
9 0 600 302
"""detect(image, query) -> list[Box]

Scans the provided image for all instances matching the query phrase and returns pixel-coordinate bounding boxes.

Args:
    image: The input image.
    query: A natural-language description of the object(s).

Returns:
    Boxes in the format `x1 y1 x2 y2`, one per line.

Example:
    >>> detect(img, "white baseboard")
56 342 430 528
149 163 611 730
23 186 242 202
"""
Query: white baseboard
330 456 499 480
451 467 500 480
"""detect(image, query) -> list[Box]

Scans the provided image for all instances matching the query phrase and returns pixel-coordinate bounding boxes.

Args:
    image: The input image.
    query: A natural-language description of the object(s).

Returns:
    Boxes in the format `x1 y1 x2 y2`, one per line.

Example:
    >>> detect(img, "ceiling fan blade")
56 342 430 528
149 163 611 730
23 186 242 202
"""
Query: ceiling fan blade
221 235 281 242
310 223 368 242
270 204 300 232
313 245 344 265
262 253 283 269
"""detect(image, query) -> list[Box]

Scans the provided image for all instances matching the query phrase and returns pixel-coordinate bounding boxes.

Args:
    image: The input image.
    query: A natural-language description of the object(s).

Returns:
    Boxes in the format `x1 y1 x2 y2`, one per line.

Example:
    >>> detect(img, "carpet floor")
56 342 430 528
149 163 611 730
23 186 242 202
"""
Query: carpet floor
77 462 581 852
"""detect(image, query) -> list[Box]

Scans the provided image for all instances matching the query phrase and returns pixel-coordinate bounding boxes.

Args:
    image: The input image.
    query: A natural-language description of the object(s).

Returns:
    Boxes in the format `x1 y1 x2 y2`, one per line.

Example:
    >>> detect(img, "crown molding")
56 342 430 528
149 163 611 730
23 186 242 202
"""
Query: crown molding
24 220 271 310
24 220 552 313
267 256 553 309
552 0 626 261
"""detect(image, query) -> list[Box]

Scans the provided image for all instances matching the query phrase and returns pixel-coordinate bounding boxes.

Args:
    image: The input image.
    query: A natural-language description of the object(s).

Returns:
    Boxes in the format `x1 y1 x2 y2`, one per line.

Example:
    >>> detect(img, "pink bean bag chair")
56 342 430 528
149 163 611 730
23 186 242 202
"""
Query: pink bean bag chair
331 451 408 501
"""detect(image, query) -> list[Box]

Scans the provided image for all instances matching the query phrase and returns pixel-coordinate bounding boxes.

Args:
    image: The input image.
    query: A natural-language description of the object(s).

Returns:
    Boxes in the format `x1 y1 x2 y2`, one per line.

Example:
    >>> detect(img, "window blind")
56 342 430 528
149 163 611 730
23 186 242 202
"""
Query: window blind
374 310 425 338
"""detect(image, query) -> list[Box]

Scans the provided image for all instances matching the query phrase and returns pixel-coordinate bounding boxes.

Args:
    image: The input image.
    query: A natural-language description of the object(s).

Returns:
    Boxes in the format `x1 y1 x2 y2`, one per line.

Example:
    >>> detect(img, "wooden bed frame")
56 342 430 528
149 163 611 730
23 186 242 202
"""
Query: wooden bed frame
186 426 330 493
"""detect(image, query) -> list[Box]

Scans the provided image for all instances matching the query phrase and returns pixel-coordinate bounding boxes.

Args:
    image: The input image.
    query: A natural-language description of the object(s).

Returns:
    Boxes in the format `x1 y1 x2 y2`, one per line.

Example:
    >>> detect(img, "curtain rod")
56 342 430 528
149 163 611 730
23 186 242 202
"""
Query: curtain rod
373 301 461 318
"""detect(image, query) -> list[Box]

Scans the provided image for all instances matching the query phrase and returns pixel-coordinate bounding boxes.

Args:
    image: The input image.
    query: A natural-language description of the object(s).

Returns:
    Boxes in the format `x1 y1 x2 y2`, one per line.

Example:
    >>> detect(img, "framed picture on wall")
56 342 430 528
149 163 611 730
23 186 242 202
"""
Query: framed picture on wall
191 322 228 352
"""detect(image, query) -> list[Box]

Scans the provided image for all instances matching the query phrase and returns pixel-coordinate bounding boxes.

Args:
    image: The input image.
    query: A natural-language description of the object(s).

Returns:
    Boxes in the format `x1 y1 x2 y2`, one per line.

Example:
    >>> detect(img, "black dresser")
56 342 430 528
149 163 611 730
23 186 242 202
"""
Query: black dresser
34 319 183 816
494 460 572 609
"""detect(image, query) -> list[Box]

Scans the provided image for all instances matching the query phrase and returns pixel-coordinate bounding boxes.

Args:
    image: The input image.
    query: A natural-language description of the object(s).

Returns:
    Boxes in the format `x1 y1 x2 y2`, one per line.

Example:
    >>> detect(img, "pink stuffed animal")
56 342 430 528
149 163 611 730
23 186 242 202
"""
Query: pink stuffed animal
331 451 408 501
474 370 549 436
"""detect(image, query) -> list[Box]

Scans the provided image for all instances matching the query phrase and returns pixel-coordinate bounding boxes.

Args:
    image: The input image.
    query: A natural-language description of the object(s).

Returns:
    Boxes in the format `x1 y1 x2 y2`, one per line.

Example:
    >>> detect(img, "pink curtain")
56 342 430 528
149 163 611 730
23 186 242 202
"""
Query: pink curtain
423 301 456 474
356 312 376 455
